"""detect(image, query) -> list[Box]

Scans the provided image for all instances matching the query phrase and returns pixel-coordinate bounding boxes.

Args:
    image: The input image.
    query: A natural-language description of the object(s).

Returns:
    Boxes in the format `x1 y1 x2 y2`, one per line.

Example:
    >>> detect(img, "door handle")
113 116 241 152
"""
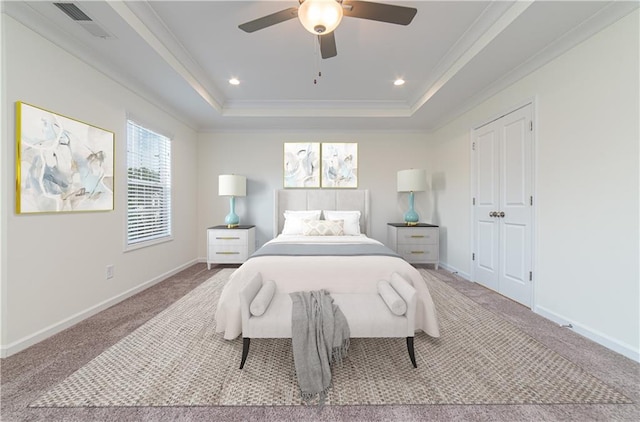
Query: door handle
499 211 505 218
489 211 496 217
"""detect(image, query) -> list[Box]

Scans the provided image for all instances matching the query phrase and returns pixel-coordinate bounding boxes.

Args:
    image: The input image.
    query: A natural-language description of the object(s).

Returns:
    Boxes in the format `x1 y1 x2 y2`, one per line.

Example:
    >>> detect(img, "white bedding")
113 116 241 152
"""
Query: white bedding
214 234 440 340
267 234 381 245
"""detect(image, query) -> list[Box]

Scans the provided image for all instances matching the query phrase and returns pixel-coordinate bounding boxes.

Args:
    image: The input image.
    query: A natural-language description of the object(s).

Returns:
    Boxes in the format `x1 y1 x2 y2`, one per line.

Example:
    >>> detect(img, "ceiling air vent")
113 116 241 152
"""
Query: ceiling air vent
54 3 92 21
53 2 114 39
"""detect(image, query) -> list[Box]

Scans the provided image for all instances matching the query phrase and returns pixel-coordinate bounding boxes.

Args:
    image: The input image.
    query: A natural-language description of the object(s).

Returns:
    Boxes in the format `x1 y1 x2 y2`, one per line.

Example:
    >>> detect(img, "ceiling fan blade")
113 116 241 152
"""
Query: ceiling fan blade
343 1 417 25
238 7 298 33
319 32 337 59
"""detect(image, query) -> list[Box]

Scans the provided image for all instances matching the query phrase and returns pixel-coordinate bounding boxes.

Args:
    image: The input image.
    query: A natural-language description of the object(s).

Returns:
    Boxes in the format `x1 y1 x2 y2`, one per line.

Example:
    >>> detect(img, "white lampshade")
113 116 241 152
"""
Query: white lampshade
218 175 246 197
397 169 427 192
298 0 344 35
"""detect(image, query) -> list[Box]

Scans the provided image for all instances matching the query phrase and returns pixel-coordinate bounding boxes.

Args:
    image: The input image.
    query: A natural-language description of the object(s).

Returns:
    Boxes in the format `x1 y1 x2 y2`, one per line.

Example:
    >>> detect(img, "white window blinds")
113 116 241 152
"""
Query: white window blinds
126 120 172 246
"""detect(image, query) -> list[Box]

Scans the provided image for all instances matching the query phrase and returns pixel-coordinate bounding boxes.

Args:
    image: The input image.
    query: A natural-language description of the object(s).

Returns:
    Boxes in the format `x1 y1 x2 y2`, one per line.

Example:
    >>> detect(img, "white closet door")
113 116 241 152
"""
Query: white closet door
473 122 500 292
473 103 533 307
499 106 533 306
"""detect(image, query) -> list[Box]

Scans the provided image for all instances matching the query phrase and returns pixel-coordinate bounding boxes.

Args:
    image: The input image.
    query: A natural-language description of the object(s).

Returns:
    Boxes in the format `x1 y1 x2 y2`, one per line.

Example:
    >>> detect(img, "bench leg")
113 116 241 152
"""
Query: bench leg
240 338 250 369
406 337 417 368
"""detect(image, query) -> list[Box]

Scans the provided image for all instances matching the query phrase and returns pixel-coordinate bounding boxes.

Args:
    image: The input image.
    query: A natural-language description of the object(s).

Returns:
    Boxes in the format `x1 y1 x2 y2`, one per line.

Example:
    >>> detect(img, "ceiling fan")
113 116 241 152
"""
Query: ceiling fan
238 0 417 59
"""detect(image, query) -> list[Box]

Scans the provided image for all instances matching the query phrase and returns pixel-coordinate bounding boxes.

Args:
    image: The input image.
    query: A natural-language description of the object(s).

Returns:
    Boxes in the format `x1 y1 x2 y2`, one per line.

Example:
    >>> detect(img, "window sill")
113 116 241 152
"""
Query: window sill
125 236 174 252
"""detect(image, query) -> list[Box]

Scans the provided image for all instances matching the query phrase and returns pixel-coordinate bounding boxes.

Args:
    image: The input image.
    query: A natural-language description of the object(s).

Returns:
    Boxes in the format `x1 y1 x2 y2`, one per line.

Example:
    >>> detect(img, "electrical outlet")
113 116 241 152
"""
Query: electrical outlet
106 265 114 279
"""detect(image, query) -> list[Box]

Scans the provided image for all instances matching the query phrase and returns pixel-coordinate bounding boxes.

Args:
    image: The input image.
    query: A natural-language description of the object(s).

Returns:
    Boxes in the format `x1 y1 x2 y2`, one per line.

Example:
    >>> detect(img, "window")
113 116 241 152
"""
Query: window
126 120 172 247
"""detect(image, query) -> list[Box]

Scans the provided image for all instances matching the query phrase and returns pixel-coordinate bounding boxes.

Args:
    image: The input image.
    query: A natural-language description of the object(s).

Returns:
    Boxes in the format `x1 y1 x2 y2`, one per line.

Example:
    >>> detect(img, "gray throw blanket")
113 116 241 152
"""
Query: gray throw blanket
290 290 350 406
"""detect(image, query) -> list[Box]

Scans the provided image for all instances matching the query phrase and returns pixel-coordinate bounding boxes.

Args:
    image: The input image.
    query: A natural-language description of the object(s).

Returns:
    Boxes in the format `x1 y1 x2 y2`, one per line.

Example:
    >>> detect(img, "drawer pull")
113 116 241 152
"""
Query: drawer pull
410 251 426 254
216 252 240 255
410 235 425 238
216 236 240 240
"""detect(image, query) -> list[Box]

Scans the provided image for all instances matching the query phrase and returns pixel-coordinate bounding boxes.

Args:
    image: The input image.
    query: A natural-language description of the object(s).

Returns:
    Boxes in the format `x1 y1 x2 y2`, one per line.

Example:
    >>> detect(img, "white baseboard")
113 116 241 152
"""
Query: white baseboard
0 259 198 358
437 261 471 281
535 305 640 363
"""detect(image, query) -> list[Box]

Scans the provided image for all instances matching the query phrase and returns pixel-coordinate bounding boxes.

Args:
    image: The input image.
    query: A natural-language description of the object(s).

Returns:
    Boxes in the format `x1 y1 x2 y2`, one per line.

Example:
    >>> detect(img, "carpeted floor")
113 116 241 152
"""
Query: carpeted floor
1 263 639 421
28 268 630 407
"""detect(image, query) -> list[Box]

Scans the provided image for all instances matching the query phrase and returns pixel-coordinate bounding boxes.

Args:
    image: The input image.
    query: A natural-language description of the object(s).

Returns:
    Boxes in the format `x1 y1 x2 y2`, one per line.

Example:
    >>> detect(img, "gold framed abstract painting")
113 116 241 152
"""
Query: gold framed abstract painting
283 142 320 188
15 102 115 214
321 142 358 188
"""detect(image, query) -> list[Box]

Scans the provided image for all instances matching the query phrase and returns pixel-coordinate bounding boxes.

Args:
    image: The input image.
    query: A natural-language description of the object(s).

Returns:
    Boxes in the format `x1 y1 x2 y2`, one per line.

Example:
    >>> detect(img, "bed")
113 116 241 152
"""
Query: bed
214 189 440 340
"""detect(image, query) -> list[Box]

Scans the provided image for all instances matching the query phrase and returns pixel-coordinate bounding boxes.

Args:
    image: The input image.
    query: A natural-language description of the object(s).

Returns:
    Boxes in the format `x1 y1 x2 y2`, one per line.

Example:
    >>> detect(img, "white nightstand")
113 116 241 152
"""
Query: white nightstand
387 223 439 269
207 225 256 269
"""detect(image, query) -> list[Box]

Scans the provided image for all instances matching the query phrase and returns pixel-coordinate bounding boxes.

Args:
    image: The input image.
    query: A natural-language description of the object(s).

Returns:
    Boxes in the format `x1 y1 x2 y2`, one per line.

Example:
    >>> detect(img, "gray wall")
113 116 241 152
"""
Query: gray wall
1 17 199 355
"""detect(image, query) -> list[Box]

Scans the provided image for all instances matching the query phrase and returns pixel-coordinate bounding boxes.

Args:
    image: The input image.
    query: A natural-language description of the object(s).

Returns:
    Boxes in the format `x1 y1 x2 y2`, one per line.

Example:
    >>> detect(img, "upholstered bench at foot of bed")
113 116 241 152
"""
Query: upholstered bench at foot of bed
238 272 418 370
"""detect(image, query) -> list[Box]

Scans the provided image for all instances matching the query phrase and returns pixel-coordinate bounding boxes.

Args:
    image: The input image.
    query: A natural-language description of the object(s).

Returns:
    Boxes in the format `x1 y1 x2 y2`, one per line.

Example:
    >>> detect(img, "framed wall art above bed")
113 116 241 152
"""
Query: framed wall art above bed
283 142 358 189
283 142 320 188
321 142 357 188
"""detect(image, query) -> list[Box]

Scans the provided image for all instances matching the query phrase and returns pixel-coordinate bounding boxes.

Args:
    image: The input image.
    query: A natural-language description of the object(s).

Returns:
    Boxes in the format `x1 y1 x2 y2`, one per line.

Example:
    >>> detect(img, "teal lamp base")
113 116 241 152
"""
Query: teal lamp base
225 196 239 228
403 191 419 226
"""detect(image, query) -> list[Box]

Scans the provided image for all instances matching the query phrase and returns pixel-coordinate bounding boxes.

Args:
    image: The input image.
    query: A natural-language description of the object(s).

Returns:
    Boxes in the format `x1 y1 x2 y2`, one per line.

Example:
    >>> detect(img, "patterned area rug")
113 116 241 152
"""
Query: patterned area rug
31 268 630 407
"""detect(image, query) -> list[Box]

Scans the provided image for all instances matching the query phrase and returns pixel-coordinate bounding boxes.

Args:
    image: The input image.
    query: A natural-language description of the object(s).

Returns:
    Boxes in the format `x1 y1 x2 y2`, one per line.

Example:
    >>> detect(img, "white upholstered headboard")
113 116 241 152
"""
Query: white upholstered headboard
274 189 371 238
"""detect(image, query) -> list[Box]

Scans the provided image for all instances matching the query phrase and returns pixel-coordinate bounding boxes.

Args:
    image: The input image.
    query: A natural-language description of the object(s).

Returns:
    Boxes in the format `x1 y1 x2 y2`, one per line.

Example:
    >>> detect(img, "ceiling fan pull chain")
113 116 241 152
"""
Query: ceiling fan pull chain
313 34 319 84
313 38 322 85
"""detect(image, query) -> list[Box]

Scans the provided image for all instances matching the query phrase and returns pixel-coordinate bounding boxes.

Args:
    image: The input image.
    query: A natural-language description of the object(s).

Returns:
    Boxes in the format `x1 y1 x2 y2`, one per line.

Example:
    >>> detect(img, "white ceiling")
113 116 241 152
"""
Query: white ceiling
4 1 638 132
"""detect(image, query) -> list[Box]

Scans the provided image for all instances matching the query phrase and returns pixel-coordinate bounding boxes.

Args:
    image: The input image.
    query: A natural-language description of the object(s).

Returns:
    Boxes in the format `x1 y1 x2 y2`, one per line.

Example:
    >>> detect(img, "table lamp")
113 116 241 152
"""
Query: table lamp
397 169 426 226
218 174 246 228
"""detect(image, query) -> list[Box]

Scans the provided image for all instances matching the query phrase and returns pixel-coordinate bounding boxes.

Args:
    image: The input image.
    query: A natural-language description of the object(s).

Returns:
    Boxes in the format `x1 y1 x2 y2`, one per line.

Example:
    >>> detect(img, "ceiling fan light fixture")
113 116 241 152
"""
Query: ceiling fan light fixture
298 0 344 35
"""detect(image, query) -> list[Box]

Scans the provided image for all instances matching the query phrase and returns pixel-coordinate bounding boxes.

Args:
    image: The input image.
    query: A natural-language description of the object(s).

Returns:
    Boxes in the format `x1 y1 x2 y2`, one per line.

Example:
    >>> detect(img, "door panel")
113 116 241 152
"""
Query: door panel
478 221 497 266
504 118 527 206
503 222 525 281
502 221 529 305
500 106 532 307
477 130 497 206
474 125 500 291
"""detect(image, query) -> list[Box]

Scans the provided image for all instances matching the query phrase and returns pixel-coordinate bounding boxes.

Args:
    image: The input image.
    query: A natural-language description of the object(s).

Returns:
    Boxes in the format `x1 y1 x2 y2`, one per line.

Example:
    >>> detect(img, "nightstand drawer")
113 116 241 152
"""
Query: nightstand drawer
208 230 248 246
209 245 248 262
397 244 438 262
396 227 438 245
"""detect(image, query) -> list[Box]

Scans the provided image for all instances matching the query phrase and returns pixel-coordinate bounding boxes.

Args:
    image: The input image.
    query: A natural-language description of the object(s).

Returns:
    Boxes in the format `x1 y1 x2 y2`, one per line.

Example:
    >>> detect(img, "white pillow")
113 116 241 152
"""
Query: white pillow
250 279 276 316
377 279 407 316
323 210 361 235
282 210 322 235
302 219 344 236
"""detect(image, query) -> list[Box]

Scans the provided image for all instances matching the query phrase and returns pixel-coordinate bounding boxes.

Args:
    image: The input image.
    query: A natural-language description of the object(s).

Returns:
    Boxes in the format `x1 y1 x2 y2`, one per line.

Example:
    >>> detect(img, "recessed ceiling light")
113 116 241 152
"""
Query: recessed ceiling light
394 78 405 86
229 78 240 85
